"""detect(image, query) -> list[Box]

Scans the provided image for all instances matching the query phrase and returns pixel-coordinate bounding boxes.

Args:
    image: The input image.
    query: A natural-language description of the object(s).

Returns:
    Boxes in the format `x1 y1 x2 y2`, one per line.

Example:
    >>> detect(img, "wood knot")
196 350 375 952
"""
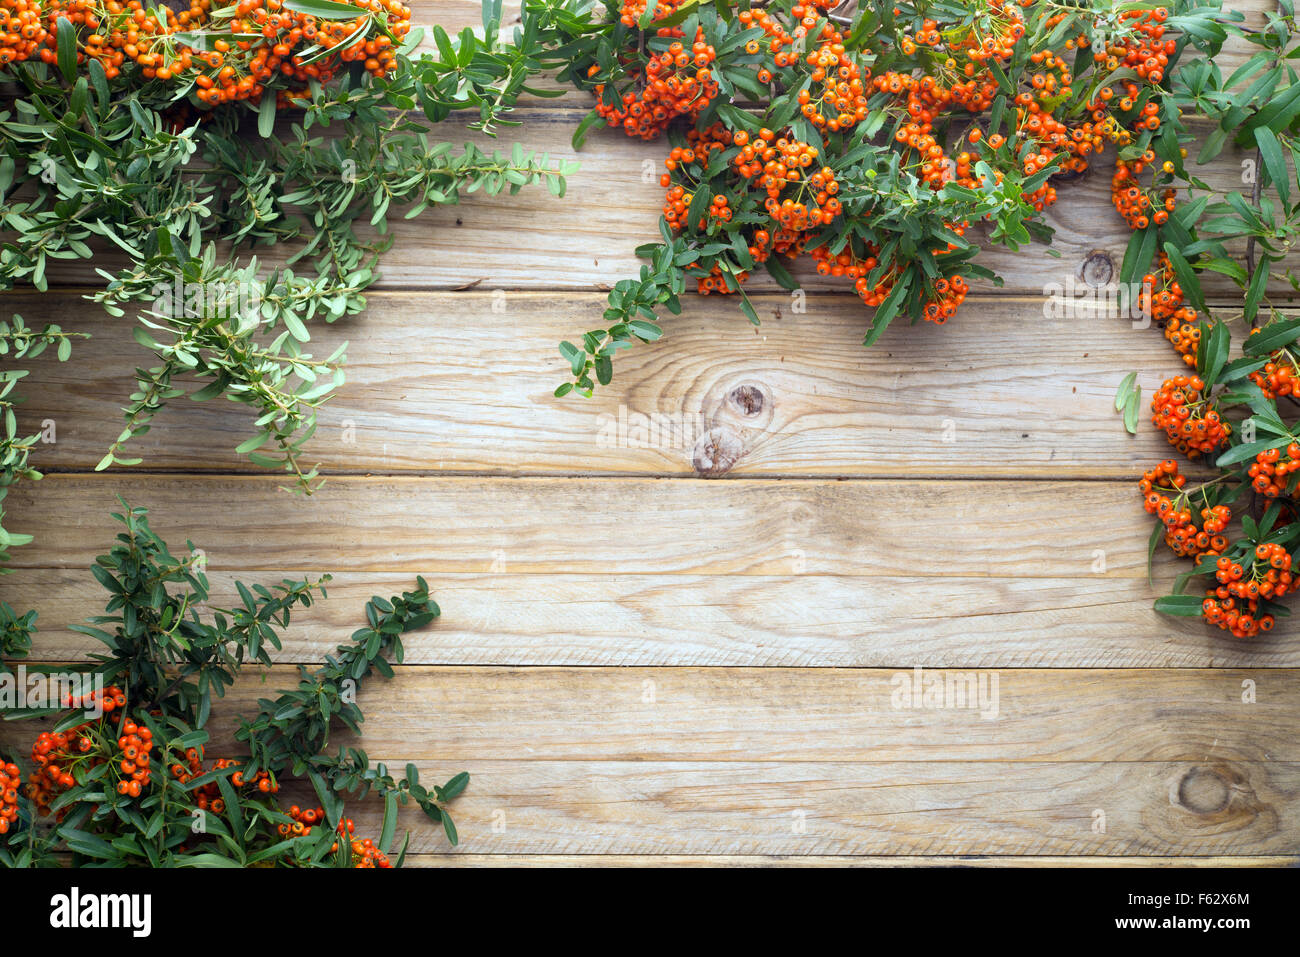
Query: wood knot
727 384 766 417
692 427 744 477
1079 250 1115 288
1176 767 1232 815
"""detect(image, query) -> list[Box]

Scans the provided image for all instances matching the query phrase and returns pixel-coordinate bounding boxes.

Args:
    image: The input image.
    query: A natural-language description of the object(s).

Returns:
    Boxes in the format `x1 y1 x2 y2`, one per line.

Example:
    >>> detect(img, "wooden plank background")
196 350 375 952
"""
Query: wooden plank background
2 0 1297 866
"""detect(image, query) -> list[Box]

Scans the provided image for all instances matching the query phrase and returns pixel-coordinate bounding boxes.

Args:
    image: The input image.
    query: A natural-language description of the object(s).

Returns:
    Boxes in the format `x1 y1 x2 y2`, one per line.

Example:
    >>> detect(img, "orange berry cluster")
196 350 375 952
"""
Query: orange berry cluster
1248 443 1300 498
636 1 1184 333
920 276 970 324
339 832 392 868
1138 460 1230 561
809 241 967 320
1099 11 1179 230
1249 360 1299 400
281 803 327 836
28 731 83 815
593 24 718 140
791 15 868 133
0 0 47 67
1246 335 1299 399
111 718 152 798
0 0 409 108
741 131 841 229
589 0 1189 340
0 762 21 835
25 685 126 817
1112 7 1175 85
1203 543 1296 637
281 806 392 867
812 243 880 282
689 260 750 295
1139 253 1200 367
231 763 278 793
1151 375 1230 458
169 746 205 786
173 753 279 815
1112 156 1177 230
618 0 676 29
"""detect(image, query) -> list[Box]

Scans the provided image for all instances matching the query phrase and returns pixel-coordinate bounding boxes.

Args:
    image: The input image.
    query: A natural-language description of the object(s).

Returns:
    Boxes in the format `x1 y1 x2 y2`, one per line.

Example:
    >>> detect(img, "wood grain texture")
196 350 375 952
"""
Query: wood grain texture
164 666 1295 764
7 475 1176 577
12 474 1297 670
8 568 1297 667
272 759 1300 856
8 290 1210 478
3 666 1293 857
8 666 1283 762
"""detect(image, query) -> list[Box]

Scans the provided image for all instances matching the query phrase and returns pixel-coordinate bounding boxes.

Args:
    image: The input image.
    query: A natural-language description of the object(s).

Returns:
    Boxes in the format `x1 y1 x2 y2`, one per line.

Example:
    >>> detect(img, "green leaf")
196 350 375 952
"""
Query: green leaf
863 277 908 347
281 311 310 342
309 770 343 826
379 790 398 854
1216 436 1291 467
1160 243 1207 316
1255 127 1291 207
61 827 116 859
559 340 585 376
56 18 77 84
627 319 662 341
1146 520 1162 588
235 431 271 455
87 56 110 106
763 255 799 291
258 93 277 139
1120 225 1159 308
440 771 470 800
1243 260 1271 325
1115 371 1138 412
1197 321 1230 387
1153 595 1207 617
1245 316 1300 355
686 189 711 230
1123 389 1140 435
281 0 376 17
